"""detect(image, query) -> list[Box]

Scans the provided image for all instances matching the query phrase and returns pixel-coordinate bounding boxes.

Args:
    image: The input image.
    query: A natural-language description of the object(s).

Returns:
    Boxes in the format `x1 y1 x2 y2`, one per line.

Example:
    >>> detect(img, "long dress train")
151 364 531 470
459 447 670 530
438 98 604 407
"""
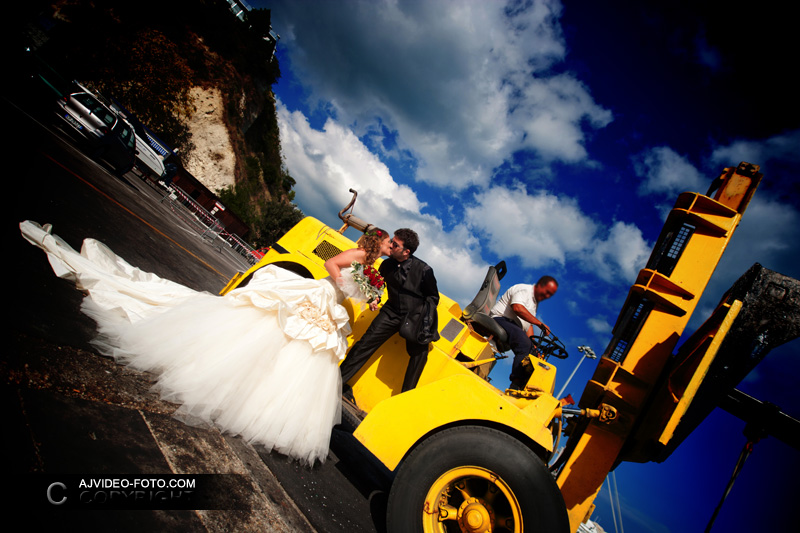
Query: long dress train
20 220 352 465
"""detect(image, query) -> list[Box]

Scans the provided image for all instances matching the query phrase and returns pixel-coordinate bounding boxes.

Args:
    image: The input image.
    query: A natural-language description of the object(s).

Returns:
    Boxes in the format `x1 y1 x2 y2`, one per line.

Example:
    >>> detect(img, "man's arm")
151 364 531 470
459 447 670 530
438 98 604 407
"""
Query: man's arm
511 303 550 336
421 266 439 305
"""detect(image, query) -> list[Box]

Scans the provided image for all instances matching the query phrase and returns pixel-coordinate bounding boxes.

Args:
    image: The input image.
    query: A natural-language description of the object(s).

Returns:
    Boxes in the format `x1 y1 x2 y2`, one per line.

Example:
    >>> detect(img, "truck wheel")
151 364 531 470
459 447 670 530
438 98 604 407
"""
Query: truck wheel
386 426 568 533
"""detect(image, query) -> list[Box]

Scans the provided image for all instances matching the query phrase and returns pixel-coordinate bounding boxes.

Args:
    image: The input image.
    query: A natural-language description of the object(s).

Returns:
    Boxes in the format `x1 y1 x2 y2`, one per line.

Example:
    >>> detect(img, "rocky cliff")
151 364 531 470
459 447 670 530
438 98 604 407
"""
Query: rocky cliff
184 87 236 193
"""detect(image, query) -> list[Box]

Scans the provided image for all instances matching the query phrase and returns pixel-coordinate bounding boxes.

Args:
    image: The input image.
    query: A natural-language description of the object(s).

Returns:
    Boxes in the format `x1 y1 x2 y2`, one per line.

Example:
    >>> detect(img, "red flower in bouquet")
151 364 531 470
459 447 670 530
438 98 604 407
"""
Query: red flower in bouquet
350 262 386 304
364 265 385 290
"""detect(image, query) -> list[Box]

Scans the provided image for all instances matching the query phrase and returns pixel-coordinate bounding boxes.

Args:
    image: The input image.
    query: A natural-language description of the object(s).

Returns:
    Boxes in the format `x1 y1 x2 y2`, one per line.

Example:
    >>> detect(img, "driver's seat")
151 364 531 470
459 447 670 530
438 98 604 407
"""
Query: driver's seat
462 261 517 353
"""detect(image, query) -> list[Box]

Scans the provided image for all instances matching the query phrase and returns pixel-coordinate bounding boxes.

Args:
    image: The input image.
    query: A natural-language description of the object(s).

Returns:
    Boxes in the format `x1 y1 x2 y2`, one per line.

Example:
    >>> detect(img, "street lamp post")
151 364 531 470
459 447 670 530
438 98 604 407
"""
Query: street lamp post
556 345 597 399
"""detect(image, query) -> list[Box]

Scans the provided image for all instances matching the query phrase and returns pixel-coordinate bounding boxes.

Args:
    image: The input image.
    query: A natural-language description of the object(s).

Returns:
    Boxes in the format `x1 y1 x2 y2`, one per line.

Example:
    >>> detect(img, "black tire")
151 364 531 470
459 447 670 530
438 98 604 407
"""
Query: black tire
236 262 314 289
271 261 314 279
386 426 569 533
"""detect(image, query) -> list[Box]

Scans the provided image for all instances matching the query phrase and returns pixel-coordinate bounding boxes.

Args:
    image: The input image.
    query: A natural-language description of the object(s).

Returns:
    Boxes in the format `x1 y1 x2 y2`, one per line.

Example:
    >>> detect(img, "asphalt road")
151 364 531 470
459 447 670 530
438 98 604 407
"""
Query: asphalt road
6 92 391 532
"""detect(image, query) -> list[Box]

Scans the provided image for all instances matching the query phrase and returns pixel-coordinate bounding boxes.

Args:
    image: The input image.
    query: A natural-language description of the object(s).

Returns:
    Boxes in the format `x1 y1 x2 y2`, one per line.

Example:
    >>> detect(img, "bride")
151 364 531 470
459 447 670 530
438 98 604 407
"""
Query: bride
19 220 392 465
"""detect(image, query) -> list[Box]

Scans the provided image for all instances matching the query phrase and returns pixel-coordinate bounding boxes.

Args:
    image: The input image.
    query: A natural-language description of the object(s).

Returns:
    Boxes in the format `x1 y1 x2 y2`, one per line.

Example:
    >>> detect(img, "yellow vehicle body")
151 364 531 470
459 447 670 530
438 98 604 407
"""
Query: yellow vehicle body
555 163 763 531
220 163 781 533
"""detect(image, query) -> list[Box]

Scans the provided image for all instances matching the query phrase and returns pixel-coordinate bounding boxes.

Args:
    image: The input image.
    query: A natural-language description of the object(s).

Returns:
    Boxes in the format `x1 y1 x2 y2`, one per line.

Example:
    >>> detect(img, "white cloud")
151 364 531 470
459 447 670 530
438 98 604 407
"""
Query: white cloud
709 129 800 170
278 95 643 305
277 101 488 304
465 186 651 285
278 105 422 219
513 74 613 162
634 146 706 196
585 221 652 284
270 0 611 189
587 316 612 334
465 184 597 269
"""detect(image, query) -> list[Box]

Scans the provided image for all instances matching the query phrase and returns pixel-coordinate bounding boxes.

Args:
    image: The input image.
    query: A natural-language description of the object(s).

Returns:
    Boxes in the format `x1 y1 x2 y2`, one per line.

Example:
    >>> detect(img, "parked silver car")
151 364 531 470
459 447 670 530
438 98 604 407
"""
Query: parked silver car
55 87 135 175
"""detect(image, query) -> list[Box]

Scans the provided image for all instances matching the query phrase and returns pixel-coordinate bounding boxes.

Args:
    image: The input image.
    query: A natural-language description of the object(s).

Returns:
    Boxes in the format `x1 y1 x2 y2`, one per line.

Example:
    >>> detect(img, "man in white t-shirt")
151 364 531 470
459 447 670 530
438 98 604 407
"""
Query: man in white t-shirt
490 276 559 389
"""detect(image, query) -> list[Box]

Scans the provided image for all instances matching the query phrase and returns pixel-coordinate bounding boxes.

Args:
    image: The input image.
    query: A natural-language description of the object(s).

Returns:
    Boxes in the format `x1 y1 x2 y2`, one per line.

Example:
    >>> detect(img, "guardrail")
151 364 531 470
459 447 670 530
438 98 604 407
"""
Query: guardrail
159 184 260 265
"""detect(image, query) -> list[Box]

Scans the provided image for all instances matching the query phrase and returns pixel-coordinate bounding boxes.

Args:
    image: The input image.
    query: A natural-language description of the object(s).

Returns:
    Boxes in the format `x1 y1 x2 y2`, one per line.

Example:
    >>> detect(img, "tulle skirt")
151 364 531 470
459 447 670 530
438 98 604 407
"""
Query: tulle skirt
20 220 350 464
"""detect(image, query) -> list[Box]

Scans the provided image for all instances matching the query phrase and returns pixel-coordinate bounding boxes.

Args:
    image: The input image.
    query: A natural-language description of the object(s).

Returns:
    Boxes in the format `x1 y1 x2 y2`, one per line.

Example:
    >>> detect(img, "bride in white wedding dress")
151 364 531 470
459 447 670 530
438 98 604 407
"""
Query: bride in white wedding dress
20 220 392 465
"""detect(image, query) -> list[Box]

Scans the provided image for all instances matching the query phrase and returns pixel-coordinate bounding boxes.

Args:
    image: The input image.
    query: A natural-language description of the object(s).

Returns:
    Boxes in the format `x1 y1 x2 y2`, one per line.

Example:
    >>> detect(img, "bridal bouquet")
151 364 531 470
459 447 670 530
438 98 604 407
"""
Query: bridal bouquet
350 261 385 305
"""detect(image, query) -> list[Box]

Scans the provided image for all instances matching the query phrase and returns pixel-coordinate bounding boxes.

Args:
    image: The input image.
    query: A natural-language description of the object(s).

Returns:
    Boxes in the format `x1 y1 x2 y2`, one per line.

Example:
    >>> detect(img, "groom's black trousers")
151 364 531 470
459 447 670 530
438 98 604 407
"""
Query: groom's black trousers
339 306 429 392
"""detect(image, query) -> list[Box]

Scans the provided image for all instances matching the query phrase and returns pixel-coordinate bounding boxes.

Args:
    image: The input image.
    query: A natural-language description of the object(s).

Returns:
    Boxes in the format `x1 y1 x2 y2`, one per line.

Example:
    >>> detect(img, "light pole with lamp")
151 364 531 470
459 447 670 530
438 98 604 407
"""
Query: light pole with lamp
556 345 597 399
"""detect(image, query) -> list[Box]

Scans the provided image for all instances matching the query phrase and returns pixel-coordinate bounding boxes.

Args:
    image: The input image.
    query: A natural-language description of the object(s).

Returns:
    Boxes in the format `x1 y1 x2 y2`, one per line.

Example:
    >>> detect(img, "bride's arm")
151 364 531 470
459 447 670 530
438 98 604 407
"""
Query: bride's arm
324 248 367 281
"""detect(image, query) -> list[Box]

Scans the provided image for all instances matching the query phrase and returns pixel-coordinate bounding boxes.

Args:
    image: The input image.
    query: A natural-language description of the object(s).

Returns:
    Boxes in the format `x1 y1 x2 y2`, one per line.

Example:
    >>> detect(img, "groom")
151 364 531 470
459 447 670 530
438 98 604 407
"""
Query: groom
340 228 439 393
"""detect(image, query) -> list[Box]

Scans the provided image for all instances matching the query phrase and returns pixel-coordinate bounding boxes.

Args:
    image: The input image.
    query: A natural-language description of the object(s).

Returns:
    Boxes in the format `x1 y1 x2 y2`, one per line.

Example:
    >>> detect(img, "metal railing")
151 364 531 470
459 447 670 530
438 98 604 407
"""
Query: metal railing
159 184 260 265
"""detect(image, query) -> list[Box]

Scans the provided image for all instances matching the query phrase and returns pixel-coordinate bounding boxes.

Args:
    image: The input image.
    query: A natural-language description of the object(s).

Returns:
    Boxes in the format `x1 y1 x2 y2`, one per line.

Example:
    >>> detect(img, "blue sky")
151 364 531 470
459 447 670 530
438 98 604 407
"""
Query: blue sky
253 1 799 531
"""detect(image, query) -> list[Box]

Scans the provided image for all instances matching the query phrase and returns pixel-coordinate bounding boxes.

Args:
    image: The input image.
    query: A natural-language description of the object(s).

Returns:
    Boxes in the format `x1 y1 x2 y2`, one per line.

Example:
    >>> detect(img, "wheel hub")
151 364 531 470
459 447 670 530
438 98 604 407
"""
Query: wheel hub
457 497 494 532
422 466 522 533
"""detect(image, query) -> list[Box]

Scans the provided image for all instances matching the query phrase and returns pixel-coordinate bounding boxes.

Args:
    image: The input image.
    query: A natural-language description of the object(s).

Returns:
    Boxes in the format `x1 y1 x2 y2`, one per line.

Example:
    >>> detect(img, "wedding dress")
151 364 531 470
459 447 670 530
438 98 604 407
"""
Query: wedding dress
20 220 355 465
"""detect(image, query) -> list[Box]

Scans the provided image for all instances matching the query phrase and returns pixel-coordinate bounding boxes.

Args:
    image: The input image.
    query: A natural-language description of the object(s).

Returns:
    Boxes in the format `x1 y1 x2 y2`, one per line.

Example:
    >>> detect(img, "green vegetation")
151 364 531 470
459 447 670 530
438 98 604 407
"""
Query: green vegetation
219 187 304 248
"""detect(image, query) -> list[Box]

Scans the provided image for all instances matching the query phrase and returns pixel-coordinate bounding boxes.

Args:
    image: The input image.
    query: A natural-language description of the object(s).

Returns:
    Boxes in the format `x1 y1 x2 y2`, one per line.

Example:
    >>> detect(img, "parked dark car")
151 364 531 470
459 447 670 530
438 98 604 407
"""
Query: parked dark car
54 87 135 175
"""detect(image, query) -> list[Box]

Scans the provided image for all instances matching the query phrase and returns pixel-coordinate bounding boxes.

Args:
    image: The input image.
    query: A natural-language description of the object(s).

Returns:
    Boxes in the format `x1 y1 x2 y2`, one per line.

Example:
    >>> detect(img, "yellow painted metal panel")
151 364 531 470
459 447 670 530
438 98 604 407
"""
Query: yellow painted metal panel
657 300 742 445
556 164 761 532
354 374 561 471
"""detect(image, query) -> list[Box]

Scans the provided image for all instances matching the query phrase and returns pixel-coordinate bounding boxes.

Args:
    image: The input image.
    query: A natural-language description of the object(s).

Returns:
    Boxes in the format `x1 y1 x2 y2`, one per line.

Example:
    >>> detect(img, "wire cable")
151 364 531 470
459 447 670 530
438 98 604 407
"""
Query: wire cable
704 439 755 532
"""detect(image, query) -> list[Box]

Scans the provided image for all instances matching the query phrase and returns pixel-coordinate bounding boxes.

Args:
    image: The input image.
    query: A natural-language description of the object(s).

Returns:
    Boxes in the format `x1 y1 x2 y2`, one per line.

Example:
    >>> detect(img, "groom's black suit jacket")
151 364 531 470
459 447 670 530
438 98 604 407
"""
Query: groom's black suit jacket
339 254 439 392
378 255 439 317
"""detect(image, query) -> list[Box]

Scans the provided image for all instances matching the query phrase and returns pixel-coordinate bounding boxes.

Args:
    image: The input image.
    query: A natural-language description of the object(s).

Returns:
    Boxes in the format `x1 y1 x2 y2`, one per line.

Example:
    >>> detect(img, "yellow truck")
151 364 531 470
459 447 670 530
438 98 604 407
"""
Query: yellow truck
221 163 799 533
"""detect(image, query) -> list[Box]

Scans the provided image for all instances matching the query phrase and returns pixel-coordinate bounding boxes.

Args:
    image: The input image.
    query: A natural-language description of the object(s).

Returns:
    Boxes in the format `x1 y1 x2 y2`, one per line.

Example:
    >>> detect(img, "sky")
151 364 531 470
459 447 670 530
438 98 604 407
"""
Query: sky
252 1 799 531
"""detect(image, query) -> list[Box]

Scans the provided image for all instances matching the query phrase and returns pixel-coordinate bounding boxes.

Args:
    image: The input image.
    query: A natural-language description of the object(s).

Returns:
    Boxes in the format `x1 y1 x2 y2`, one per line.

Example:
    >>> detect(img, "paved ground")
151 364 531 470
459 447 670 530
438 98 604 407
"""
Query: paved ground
4 95 340 531
7 333 317 531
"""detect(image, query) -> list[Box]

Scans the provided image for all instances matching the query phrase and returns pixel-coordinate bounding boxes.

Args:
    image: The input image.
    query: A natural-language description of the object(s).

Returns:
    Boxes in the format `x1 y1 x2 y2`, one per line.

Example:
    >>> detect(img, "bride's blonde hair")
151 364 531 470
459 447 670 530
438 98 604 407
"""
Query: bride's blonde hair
357 228 388 265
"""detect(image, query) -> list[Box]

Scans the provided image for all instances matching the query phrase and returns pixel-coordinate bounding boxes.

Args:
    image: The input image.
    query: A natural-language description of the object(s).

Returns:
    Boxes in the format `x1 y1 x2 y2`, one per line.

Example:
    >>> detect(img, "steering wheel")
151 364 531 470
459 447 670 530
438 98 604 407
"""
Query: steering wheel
530 330 569 360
